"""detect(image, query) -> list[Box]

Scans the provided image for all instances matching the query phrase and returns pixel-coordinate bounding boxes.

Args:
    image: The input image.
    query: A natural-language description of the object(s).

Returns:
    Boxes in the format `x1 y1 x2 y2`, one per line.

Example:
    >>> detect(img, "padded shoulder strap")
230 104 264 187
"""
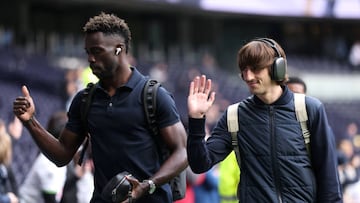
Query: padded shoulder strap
78 82 97 166
227 102 241 167
294 93 311 155
294 93 307 122
143 79 161 136
81 83 97 131
227 103 239 133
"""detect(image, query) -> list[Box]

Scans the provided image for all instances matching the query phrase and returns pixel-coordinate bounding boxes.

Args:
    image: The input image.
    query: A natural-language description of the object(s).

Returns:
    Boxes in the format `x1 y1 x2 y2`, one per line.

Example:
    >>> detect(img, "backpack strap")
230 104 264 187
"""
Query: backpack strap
227 102 241 167
143 79 186 200
143 79 161 136
293 93 311 156
78 82 97 166
142 79 165 159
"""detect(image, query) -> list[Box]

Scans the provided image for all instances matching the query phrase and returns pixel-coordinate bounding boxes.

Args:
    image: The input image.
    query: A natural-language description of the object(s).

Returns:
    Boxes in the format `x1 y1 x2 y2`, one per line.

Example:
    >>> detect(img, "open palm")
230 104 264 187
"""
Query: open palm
187 75 216 118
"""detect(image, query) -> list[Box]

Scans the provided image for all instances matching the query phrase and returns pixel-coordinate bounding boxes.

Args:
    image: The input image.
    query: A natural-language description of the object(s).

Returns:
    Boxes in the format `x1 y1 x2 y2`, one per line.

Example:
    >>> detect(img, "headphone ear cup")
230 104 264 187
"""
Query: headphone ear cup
271 57 286 81
254 38 287 81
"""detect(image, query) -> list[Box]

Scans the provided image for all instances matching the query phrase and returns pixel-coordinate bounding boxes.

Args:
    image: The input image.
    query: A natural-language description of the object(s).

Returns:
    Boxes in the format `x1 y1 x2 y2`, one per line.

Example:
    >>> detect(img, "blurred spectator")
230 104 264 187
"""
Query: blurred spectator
337 138 360 203
218 151 239 203
174 124 219 203
63 65 99 111
19 111 68 203
0 119 19 203
149 61 174 92
286 76 307 94
61 145 94 203
7 117 22 140
174 167 198 203
175 165 219 203
337 139 360 188
193 167 219 203
80 66 99 88
7 115 39 186
343 177 360 203
192 130 220 203
344 122 360 151
64 67 85 111
73 159 94 203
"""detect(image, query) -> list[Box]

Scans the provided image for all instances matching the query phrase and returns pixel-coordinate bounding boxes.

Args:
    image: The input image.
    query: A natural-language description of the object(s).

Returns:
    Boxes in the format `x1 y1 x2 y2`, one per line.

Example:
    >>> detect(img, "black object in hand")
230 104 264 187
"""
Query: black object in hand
102 171 132 202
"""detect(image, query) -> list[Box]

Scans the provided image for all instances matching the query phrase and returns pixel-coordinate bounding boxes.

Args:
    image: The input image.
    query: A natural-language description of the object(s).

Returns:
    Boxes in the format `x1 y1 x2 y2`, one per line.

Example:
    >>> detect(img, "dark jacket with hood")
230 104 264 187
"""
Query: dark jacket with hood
187 86 342 203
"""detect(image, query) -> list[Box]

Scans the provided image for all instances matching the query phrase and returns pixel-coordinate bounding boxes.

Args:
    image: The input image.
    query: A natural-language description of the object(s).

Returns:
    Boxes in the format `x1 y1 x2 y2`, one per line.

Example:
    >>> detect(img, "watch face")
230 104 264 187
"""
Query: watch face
147 180 156 194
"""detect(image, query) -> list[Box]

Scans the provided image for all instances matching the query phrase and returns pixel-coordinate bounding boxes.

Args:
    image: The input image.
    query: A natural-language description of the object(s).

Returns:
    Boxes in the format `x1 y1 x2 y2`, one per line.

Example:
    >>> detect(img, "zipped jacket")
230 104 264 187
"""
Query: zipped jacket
187 86 342 203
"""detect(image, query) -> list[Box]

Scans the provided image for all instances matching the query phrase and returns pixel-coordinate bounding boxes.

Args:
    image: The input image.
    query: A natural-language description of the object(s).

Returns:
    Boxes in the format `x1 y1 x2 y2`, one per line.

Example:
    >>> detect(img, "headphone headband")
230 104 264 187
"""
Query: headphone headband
254 38 282 57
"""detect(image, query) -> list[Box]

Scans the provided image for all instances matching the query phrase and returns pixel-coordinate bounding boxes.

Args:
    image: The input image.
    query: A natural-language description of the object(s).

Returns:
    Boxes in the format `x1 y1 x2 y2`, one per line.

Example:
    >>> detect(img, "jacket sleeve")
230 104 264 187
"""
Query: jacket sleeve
187 117 212 174
187 114 232 174
307 97 343 202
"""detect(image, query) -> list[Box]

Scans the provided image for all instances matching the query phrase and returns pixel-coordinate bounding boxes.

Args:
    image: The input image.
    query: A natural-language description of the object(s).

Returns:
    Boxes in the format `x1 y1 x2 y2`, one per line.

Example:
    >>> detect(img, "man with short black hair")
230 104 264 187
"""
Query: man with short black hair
13 12 187 203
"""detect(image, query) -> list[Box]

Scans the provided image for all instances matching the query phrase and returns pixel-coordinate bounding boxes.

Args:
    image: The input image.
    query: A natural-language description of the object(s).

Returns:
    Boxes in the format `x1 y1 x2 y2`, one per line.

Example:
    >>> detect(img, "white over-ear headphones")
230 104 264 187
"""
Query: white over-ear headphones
115 47 122 55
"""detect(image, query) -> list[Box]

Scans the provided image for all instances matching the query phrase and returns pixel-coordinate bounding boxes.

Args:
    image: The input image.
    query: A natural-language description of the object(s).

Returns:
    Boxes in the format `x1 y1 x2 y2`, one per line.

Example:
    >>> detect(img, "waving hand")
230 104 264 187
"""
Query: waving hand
187 75 216 118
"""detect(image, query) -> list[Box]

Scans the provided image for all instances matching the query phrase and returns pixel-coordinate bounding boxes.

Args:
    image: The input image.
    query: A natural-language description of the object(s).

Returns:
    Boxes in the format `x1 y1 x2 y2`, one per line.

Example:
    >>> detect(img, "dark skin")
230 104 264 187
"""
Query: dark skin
13 31 188 202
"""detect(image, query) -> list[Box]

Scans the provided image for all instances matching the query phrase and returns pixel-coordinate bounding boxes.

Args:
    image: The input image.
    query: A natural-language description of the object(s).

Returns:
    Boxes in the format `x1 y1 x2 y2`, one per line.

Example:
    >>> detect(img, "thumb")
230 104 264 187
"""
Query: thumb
22 85 30 97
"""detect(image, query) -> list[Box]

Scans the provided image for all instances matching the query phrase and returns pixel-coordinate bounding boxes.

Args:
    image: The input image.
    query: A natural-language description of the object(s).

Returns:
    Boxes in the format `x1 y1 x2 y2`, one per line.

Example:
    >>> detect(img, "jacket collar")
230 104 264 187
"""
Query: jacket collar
253 85 293 105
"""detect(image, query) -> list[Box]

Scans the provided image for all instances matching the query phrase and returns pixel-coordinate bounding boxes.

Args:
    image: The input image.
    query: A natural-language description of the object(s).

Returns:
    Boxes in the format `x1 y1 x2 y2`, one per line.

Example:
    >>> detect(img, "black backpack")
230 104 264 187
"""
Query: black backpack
79 79 186 201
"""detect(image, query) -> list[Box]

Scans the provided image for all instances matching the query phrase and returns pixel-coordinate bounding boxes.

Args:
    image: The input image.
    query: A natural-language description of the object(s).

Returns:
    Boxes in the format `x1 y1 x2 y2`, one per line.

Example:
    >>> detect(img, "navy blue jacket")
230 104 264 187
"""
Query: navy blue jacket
187 86 342 203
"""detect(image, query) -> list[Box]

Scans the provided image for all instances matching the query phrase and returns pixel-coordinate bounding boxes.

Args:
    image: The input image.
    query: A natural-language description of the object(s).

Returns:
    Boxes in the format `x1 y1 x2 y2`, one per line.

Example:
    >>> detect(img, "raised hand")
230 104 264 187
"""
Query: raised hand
187 75 215 118
13 85 36 123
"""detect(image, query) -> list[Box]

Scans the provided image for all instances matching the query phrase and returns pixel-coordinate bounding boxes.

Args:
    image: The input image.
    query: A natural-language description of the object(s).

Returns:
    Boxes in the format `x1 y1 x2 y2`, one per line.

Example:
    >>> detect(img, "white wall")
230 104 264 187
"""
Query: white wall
302 73 360 101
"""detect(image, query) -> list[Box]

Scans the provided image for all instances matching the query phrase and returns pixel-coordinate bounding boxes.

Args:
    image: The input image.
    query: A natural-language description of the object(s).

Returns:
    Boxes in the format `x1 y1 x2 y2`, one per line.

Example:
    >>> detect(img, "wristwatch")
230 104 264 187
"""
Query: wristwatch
143 179 156 194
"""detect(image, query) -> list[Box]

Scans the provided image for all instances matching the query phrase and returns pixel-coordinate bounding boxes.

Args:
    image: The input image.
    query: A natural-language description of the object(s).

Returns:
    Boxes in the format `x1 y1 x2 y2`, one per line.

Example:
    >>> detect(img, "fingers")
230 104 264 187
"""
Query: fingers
208 91 216 104
198 75 206 93
125 174 134 182
13 98 29 113
190 75 211 94
13 85 34 121
189 76 200 95
204 77 212 95
189 81 195 95
193 76 200 94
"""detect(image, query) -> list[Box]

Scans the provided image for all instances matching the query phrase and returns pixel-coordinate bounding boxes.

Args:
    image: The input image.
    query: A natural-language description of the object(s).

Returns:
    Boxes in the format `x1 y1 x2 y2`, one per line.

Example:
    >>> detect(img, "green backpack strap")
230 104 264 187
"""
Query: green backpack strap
294 93 311 156
227 102 241 168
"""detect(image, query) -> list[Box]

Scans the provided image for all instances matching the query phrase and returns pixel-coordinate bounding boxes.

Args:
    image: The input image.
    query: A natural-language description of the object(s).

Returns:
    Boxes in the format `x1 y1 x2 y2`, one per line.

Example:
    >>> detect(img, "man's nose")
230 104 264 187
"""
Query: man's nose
242 69 255 81
87 54 95 63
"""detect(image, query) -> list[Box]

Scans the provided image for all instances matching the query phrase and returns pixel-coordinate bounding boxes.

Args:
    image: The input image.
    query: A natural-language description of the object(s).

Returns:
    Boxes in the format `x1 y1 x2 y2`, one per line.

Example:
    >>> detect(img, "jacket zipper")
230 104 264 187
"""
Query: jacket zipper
270 106 283 203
